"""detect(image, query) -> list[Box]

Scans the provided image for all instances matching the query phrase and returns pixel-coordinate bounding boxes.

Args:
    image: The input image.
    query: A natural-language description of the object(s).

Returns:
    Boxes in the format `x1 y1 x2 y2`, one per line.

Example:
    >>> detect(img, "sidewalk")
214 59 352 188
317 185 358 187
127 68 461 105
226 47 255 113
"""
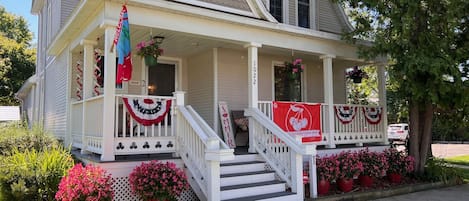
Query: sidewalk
372 184 469 201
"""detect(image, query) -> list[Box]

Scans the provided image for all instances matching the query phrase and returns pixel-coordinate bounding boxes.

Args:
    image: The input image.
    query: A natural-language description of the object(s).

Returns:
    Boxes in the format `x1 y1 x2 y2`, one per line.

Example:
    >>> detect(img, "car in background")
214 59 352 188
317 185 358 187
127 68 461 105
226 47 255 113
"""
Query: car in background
387 123 409 143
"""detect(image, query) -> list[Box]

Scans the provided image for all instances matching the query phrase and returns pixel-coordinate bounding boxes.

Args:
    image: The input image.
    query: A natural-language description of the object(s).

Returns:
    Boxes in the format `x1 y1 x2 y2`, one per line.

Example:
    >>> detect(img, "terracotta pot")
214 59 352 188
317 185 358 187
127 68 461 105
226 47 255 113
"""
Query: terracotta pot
358 175 373 187
317 179 330 195
337 178 354 192
388 173 402 183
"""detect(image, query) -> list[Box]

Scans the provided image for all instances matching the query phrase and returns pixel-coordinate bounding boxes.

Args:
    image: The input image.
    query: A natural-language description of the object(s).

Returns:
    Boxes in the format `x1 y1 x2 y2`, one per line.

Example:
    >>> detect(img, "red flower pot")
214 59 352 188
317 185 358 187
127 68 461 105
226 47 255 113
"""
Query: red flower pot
337 178 354 192
317 179 330 195
388 173 402 183
359 175 374 187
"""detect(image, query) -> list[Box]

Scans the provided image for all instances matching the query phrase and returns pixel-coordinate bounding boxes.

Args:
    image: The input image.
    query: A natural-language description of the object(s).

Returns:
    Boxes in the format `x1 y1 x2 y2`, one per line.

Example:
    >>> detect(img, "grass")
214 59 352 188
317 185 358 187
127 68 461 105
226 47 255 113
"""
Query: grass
445 155 469 166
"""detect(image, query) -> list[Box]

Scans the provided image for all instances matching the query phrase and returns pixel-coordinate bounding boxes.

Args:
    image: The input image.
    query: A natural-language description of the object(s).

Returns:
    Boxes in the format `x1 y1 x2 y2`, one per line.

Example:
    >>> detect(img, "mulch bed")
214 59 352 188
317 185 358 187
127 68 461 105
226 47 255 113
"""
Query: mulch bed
305 176 422 198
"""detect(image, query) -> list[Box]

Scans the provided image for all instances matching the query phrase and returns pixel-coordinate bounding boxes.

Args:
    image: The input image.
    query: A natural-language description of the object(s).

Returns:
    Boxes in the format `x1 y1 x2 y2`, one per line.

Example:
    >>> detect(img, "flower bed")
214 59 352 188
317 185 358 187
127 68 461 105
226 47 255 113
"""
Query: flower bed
312 148 415 195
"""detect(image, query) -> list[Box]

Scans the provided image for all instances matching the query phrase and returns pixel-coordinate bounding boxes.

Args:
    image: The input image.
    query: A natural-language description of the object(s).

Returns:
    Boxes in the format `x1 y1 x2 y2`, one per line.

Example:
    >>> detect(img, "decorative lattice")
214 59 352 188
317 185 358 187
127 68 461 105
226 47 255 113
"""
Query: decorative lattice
112 176 199 201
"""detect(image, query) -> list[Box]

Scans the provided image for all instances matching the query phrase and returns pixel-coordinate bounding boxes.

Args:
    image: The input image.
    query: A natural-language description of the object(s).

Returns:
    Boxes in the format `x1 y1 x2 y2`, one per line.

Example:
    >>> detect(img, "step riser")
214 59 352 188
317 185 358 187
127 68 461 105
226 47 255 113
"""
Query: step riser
221 163 265 175
221 183 285 200
221 173 275 187
257 194 300 201
223 154 260 164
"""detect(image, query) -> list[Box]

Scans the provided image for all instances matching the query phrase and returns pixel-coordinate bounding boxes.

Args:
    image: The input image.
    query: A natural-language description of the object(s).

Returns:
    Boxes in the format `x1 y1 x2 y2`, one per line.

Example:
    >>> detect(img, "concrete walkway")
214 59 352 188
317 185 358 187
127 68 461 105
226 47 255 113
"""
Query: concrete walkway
372 184 469 201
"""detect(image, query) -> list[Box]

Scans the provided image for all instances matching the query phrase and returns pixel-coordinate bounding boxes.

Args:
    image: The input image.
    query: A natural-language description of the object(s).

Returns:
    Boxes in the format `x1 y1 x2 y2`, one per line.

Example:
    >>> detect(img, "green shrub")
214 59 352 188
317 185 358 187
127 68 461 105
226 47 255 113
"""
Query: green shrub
423 157 464 184
0 147 74 201
0 124 59 155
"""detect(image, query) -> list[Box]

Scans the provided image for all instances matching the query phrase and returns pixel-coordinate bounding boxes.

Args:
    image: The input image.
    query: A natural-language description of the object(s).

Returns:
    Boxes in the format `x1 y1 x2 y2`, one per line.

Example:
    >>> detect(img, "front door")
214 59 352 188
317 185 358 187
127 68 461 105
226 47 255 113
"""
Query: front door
147 63 175 96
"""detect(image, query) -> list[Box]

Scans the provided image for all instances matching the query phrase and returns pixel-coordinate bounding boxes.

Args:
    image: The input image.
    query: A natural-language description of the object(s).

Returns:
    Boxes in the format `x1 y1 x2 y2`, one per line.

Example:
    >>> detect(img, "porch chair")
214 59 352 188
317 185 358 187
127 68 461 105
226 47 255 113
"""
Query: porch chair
231 110 249 147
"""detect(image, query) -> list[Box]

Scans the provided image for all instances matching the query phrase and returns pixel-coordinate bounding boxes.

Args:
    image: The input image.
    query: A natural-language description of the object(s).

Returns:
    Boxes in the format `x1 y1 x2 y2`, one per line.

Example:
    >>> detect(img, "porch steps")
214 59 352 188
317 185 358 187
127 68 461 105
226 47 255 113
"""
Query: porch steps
220 153 297 201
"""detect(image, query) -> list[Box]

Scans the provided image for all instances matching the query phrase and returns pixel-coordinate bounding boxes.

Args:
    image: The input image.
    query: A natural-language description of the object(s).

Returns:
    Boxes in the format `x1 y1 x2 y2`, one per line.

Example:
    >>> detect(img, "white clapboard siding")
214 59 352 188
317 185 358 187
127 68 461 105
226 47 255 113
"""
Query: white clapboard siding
288 0 296 25
44 52 68 139
60 0 80 28
217 49 249 111
317 0 349 34
187 51 215 128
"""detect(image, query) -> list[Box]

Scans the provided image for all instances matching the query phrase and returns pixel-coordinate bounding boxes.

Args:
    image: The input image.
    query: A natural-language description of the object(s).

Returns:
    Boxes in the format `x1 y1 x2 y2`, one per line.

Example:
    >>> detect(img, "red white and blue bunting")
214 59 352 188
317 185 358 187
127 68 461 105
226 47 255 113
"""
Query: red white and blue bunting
363 107 382 124
334 105 358 124
123 97 172 126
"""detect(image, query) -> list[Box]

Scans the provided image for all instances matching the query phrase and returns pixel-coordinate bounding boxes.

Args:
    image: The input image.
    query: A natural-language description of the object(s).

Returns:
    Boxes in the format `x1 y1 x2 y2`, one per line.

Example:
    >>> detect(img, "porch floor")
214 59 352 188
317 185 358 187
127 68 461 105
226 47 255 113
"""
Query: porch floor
71 149 180 163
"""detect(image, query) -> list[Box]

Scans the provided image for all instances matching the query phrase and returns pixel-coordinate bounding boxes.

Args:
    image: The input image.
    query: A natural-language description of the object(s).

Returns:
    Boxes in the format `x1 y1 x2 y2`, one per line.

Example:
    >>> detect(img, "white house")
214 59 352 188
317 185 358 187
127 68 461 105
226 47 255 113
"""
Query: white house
18 0 389 200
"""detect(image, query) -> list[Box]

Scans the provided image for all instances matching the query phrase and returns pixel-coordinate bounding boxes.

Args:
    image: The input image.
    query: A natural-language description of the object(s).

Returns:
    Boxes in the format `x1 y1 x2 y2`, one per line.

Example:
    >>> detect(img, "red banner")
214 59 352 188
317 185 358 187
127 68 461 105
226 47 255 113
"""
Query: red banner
273 101 322 143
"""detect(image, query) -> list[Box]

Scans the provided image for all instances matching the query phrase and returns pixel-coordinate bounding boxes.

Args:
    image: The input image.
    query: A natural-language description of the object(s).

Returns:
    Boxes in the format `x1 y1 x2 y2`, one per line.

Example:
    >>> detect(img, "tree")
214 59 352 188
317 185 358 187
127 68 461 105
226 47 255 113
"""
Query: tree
337 0 469 173
0 6 36 105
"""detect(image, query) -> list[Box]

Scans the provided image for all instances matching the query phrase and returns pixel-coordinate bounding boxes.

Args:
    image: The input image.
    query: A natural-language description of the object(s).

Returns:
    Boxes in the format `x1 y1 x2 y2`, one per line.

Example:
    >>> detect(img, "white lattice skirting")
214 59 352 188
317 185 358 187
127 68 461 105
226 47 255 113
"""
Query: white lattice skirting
112 177 200 201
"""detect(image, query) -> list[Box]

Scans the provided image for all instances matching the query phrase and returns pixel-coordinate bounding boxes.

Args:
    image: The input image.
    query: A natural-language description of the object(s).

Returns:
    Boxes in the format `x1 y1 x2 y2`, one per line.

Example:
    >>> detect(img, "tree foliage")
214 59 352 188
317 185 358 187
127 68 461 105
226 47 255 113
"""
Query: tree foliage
0 6 35 105
337 0 469 173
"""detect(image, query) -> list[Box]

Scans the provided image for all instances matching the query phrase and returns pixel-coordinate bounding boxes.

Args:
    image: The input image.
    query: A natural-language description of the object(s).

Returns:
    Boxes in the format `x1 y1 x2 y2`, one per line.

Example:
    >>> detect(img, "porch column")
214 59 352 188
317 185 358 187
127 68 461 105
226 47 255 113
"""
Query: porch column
320 55 336 149
378 63 389 144
244 42 262 153
101 26 117 161
80 40 97 155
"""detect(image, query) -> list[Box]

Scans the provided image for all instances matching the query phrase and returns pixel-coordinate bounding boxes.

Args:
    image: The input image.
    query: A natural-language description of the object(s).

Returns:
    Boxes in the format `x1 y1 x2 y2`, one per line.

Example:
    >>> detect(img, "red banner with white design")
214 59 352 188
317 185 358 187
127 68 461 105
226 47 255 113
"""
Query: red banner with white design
273 101 322 143
123 97 171 126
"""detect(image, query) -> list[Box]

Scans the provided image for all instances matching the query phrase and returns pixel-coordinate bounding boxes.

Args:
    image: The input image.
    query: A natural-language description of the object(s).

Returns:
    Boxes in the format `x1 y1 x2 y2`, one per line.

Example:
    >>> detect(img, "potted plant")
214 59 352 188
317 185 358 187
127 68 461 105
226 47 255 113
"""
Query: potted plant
129 160 189 201
346 66 368 83
336 151 363 192
384 148 415 183
284 58 305 100
316 155 339 195
55 164 114 201
136 36 164 66
357 148 388 187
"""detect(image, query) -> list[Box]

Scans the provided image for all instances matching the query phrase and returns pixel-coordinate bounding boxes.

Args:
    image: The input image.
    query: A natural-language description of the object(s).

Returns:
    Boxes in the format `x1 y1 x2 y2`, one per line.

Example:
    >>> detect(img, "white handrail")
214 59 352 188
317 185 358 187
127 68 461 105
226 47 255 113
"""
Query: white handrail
186 105 231 150
177 105 234 201
245 108 315 155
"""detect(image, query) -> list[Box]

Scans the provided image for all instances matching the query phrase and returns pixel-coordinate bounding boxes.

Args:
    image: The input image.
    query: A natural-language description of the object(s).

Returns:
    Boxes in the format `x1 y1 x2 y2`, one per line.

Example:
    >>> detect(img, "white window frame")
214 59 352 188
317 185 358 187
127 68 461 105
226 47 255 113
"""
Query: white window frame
271 60 307 102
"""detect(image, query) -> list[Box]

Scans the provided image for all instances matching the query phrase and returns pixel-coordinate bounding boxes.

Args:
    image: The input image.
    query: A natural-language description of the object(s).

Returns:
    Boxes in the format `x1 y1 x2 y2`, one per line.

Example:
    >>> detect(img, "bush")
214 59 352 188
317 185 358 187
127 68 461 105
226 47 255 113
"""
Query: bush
316 155 339 181
423 157 464 184
384 148 414 175
357 148 388 178
336 151 363 179
55 164 114 201
129 160 189 201
0 124 59 156
0 147 74 201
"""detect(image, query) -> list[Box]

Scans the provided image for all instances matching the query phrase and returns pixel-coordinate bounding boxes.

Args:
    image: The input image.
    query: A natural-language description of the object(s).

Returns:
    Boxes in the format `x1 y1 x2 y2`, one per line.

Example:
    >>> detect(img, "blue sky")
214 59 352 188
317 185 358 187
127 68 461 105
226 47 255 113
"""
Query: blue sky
0 0 38 44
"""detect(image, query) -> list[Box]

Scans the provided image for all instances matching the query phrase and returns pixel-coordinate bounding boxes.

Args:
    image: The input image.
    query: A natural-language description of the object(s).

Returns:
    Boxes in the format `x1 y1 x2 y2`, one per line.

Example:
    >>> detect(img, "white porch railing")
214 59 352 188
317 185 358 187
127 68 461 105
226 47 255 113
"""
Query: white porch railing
114 94 176 155
258 101 386 146
245 108 316 200
333 104 385 144
177 105 234 201
71 96 104 154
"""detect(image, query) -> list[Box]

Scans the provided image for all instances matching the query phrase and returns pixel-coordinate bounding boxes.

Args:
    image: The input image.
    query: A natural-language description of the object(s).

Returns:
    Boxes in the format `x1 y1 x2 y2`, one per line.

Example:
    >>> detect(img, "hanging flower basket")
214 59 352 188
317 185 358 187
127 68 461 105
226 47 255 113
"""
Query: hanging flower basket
144 55 158 67
346 66 368 83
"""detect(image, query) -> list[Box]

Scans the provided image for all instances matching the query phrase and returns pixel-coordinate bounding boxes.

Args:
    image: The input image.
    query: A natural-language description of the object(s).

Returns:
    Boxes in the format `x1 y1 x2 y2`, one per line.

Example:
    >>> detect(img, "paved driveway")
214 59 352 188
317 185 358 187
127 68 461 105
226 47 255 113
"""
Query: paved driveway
432 144 469 158
372 184 469 201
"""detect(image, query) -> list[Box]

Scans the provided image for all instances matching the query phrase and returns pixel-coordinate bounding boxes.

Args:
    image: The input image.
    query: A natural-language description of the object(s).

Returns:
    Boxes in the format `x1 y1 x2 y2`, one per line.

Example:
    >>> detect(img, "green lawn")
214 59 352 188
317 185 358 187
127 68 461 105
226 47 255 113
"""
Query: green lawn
445 155 469 166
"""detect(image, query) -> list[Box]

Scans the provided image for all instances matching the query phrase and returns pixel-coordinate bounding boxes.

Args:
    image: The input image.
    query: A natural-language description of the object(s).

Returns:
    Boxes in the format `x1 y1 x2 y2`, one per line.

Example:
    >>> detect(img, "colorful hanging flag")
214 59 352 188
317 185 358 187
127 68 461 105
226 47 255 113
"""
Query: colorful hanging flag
273 101 322 143
114 5 132 84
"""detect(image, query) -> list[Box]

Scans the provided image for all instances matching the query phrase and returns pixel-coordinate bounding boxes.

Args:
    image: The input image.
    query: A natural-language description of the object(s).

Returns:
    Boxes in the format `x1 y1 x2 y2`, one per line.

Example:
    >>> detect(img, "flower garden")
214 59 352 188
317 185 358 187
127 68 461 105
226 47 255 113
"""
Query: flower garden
313 148 415 196
0 123 188 201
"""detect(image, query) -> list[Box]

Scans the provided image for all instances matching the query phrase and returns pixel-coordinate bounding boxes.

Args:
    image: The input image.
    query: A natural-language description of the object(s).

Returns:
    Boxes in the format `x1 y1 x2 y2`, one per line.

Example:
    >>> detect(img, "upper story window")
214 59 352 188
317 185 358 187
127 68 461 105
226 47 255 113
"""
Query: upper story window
298 0 310 28
269 0 283 23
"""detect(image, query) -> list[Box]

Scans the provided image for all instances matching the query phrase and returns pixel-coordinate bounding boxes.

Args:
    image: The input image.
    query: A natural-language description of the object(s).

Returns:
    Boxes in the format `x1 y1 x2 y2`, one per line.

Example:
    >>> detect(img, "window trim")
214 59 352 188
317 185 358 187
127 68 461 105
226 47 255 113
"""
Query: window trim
271 60 307 102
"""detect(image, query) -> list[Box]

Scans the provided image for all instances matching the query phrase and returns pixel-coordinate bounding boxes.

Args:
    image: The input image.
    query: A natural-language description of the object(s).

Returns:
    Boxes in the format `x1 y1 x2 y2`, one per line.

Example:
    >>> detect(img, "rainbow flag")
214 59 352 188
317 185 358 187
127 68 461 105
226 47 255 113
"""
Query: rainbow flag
114 5 132 84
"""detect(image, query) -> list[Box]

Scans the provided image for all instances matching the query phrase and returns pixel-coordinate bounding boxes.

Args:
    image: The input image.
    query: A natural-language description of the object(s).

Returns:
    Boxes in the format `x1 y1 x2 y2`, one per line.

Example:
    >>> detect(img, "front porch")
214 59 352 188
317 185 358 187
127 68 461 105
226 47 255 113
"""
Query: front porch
62 1 389 200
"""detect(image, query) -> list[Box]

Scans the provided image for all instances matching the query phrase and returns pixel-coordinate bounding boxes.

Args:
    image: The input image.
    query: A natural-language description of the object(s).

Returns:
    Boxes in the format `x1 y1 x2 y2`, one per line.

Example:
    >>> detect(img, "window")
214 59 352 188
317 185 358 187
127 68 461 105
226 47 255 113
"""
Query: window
298 0 310 28
270 0 283 23
274 65 302 102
